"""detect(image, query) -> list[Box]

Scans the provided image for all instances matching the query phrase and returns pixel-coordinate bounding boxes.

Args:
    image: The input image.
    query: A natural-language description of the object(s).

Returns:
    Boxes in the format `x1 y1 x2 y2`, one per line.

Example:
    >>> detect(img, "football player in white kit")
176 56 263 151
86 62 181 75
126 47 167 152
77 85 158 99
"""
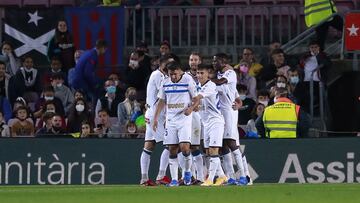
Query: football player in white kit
140 55 172 186
211 53 248 186
191 64 228 186
186 52 204 184
153 61 200 186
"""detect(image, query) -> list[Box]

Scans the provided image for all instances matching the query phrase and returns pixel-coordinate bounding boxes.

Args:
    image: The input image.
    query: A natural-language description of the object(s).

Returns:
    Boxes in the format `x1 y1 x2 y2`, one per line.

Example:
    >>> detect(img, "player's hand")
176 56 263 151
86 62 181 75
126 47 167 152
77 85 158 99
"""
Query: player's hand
153 120 158 132
193 105 200 112
232 100 242 110
184 107 193 116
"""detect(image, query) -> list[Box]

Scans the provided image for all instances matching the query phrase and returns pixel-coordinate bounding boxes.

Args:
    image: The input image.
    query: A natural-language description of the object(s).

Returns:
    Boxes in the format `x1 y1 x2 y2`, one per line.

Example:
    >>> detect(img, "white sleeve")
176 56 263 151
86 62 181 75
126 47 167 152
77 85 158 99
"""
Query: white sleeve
199 83 216 98
157 81 166 100
188 80 198 98
222 70 237 85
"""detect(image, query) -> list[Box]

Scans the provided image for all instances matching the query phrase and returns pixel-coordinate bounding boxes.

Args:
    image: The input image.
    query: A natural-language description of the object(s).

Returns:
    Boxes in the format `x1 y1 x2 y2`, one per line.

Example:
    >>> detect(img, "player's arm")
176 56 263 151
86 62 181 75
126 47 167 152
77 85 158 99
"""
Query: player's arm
233 91 243 110
153 98 165 132
211 77 228 85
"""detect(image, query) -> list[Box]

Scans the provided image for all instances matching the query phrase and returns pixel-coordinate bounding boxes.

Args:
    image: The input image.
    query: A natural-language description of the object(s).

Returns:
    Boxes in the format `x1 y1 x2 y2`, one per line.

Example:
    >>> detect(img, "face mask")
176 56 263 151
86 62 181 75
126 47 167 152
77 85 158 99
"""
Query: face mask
276 82 286 88
56 83 63 88
258 100 268 107
239 94 246 101
106 86 116 94
128 126 136 133
75 104 85 112
129 60 139 68
44 96 54 101
239 65 249 74
114 80 119 86
128 94 136 101
46 110 56 113
290 76 299 84
311 51 317 56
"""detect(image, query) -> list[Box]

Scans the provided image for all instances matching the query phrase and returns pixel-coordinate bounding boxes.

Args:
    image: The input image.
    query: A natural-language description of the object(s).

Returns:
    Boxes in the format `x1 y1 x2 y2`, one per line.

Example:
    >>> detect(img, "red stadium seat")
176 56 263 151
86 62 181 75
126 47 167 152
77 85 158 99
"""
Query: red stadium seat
23 0 50 7
275 0 302 5
250 0 276 5
239 6 269 45
184 8 211 45
0 0 22 7
216 7 241 45
225 0 250 5
50 0 76 6
269 6 297 43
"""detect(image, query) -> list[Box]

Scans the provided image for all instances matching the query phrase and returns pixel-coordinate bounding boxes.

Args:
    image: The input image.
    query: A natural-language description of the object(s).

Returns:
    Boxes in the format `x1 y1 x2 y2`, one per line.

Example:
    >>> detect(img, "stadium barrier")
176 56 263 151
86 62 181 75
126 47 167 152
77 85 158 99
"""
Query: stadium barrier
0 138 360 185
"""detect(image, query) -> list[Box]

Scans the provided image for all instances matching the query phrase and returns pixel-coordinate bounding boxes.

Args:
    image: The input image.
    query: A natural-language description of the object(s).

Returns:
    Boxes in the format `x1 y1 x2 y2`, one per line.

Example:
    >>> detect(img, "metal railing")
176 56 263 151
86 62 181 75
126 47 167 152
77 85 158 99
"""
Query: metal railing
124 5 306 57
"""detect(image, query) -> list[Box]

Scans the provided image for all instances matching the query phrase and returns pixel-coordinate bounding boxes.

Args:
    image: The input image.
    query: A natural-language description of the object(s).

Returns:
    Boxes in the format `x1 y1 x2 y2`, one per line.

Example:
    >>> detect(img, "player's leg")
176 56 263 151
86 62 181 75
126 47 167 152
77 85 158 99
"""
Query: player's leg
178 119 193 185
225 139 247 186
155 116 170 184
191 113 204 183
140 140 156 185
221 145 237 185
168 144 180 186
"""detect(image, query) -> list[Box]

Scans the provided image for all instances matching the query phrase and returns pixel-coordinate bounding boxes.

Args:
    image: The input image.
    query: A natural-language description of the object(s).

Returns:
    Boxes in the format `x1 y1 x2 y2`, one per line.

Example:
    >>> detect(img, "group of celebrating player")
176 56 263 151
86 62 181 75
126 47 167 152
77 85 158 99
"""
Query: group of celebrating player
140 52 252 187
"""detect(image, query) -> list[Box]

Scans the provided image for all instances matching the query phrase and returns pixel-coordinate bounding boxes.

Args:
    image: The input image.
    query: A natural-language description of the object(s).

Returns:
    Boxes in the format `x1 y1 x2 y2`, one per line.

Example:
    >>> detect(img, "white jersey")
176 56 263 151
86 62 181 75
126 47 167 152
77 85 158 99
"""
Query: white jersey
158 73 198 123
217 69 238 110
199 80 223 125
146 69 167 109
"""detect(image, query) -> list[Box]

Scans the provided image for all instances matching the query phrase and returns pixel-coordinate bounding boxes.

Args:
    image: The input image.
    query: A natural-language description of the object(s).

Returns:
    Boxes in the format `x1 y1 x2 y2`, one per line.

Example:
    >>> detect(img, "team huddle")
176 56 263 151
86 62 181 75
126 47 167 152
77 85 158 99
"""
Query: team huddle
140 53 252 186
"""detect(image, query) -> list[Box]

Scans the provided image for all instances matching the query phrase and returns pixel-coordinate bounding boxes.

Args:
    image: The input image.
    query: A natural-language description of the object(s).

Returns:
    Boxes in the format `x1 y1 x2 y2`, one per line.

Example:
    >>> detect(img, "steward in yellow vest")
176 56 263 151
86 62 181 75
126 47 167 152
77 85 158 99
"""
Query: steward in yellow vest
255 88 310 138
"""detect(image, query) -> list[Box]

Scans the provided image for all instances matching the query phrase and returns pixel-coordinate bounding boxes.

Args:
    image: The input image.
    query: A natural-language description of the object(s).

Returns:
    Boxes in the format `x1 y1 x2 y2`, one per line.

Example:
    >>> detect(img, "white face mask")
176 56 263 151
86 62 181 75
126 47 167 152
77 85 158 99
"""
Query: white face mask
44 96 54 101
129 60 139 68
276 82 286 88
46 109 56 113
128 126 136 133
290 76 299 84
75 104 85 112
258 100 269 107
239 94 247 101
56 83 63 88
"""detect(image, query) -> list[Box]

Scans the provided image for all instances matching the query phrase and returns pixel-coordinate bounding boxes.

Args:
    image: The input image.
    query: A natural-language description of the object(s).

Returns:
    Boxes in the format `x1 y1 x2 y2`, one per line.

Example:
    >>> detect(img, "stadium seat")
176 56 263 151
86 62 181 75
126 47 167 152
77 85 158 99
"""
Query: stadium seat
0 0 22 7
250 0 276 5
216 7 241 45
239 6 269 45
335 0 355 8
23 0 50 7
275 0 302 5
50 0 76 6
269 6 297 43
224 0 250 5
152 8 184 46
184 8 211 45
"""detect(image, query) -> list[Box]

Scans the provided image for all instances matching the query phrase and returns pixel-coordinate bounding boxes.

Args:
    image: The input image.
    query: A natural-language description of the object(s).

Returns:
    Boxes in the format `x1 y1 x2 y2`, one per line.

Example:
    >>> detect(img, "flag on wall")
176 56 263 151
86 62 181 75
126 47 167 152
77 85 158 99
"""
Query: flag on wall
3 8 64 67
65 7 125 77
344 12 360 51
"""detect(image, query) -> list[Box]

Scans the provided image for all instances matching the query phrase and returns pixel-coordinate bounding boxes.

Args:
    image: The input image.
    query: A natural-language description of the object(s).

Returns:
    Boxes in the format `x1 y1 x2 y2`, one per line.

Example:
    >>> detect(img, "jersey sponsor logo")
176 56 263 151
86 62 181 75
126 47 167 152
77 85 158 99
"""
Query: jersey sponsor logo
167 103 185 109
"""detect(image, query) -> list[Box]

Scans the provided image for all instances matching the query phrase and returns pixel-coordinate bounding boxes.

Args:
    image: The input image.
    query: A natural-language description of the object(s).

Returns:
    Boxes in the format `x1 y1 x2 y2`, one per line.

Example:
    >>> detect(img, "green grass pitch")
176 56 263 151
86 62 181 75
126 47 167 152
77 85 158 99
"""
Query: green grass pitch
1 184 360 203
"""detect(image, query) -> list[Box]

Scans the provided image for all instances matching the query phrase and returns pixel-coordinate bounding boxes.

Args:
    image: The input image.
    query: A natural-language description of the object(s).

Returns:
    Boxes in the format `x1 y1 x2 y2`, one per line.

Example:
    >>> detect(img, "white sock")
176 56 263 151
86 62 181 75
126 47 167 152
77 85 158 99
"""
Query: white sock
156 148 169 180
183 152 192 173
222 152 236 179
193 153 205 181
216 161 226 177
208 156 220 182
140 149 152 181
233 149 245 177
169 156 179 181
242 155 250 177
178 152 185 178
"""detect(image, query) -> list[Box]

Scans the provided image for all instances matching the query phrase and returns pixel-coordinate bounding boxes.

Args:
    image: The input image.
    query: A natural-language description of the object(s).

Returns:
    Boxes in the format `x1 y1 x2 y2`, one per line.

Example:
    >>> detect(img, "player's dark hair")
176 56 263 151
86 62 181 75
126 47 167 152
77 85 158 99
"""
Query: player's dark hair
166 61 182 71
95 39 108 48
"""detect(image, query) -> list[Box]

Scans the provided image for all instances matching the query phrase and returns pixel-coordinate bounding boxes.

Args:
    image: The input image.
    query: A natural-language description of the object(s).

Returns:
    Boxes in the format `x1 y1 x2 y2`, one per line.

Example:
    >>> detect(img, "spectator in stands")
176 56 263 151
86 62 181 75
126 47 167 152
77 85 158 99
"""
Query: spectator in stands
235 60 257 101
74 90 85 101
257 89 270 107
0 111 10 137
0 61 10 99
288 68 307 105
47 20 75 72
51 73 74 114
237 84 256 133
136 40 152 73
298 40 331 113
95 80 122 118
0 41 20 77
117 87 141 128
41 56 67 86
258 49 291 90
125 50 150 99
108 73 126 102
67 98 93 133
94 109 121 138
0 95 12 123
69 39 107 103
150 55 160 71
9 56 42 105
35 100 66 130
255 88 310 138
244 103 266 139
35 112 55 136
159 40 180 62
235 48 263 77
260 41 281 68
37 114 71 138
304 0 343 50
78 120 96 138
11 106 34 137
33 86 65 120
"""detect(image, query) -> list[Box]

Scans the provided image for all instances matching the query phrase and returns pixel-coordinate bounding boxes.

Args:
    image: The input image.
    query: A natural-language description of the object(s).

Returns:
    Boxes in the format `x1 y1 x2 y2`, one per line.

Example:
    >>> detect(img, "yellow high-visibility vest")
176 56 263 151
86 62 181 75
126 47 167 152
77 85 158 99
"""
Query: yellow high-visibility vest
263 100 298 138
304 0 337 27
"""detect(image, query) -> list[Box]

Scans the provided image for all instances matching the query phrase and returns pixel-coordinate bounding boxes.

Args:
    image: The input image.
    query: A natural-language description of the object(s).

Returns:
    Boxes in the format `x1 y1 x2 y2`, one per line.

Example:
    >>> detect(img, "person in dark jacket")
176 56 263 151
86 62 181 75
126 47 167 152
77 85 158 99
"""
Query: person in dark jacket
47 20 75 72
